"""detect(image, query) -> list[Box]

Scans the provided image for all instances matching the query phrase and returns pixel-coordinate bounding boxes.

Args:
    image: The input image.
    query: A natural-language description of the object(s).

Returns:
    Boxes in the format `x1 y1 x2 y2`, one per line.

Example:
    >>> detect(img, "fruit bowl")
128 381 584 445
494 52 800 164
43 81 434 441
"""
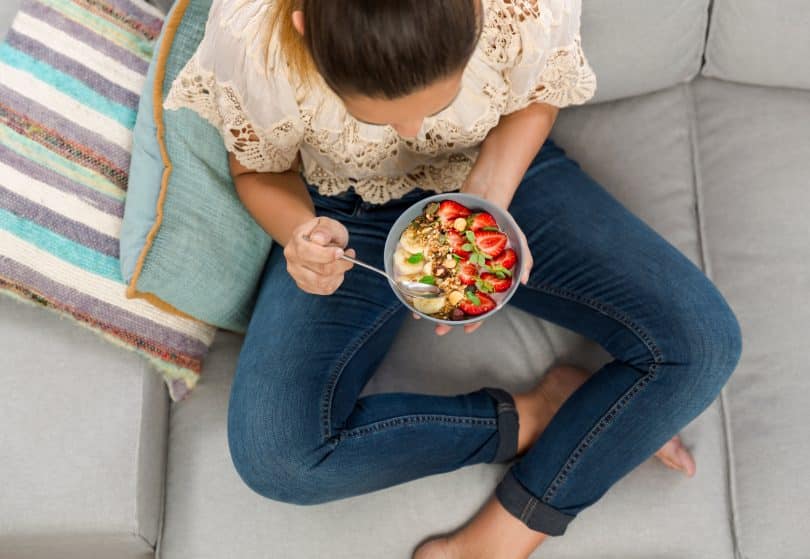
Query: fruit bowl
384 193 524 325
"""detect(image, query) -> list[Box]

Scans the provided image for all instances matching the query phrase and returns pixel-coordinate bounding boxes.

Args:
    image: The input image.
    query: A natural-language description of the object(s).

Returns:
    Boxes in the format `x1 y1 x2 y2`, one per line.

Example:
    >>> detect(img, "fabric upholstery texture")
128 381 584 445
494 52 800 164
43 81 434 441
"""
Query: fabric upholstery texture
693 77 810 558
122 0 272 335
703 0 810 90
0 292 169 557
0 0 216 402
0 0 21 40
581 0 711 103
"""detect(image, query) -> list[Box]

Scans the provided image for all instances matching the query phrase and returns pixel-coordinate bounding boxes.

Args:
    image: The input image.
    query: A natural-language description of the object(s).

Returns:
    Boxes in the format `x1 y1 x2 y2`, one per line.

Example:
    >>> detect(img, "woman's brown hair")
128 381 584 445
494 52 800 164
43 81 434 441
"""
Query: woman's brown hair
268 0 483 99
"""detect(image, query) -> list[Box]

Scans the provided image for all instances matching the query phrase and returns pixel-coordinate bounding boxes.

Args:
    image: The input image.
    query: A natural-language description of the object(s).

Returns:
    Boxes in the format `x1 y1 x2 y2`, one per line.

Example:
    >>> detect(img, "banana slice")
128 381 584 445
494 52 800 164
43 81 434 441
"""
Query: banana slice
394 247 425 276
400 227 425 254
413 295 446 315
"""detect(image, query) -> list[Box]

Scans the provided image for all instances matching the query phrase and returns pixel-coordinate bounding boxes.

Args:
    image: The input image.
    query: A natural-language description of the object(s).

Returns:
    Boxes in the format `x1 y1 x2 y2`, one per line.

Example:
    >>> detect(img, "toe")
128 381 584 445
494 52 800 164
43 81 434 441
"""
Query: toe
655 435 696 477
676 446 697 477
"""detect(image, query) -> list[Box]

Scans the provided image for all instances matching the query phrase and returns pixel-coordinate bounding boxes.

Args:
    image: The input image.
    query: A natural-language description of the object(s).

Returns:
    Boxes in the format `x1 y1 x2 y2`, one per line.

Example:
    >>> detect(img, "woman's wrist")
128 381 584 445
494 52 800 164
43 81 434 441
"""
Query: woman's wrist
462 164 519 211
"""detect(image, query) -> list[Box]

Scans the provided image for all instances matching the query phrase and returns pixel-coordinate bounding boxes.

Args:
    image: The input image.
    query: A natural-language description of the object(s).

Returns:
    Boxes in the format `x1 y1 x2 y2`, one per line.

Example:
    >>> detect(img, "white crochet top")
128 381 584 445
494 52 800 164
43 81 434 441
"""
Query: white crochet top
164 0 598 204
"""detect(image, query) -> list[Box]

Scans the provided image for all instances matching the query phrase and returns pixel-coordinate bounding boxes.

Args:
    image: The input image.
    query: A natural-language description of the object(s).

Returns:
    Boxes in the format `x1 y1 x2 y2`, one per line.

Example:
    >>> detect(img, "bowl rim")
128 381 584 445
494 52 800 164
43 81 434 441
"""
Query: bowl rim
384 192 522 325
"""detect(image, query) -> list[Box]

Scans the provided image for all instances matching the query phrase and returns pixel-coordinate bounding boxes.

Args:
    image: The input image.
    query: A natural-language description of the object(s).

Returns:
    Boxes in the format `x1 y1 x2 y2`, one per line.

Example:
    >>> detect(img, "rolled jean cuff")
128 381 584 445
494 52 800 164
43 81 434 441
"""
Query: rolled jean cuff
482 387 519 463
495 469 575 536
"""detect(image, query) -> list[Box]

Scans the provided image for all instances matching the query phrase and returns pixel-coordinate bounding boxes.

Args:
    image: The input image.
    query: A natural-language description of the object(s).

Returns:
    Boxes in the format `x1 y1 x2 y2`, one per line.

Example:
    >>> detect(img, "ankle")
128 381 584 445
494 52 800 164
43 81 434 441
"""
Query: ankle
448 496 547 559
513 390 552 456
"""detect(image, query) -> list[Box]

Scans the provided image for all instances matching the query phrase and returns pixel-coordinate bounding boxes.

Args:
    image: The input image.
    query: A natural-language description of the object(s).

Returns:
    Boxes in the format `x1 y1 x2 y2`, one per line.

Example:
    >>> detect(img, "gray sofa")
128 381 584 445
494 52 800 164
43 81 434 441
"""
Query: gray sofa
2 0 809 558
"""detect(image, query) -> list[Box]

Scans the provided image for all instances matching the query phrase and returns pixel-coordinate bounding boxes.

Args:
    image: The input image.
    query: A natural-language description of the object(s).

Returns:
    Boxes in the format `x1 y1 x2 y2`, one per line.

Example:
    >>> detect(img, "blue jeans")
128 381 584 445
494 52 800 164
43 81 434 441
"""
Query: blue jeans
227 138 742 536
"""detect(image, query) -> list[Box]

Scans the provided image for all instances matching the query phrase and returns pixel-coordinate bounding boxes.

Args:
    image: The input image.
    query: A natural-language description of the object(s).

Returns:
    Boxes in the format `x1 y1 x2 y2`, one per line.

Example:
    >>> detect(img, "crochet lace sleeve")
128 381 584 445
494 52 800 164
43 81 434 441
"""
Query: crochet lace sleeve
502 0 597 113
163 0 304 173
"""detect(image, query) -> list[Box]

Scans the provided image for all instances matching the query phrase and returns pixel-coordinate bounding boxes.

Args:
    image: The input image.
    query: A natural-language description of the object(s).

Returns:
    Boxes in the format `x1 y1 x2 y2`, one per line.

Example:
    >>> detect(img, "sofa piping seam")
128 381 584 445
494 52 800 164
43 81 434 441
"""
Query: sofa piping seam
684 80 741 559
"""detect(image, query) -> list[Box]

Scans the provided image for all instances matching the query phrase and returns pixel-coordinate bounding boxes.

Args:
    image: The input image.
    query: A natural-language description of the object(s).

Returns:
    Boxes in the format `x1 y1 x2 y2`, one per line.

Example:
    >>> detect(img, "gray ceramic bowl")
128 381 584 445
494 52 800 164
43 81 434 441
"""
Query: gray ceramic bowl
384 193 523 325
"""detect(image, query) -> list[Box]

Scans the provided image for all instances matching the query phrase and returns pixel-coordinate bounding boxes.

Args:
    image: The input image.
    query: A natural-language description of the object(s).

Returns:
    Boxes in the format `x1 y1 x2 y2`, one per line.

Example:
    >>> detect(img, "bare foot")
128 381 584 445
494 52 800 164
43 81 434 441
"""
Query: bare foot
513 365 592 456
413 366 697 559
412 496 547 559
654 433 696 477
412 537 454 559
515 365 697 477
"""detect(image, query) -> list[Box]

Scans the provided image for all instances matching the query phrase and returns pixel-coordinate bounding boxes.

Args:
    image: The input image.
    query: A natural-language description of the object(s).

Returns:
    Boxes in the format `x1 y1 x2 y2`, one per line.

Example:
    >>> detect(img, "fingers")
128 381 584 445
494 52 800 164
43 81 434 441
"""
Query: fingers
301 257 353 276
297 233 345 264
521 254 532 285
519 229 532 285
285 215 356 295
434 324 452 336
290 264 346 295
412 313 483 335
463 320 484 334
306 216 350 248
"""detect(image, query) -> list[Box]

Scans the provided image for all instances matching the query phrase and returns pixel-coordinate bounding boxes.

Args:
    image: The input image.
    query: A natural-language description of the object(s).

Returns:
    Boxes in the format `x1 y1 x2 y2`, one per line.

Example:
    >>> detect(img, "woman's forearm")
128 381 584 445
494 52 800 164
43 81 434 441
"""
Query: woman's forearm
463 102 559 210
230 161 316 247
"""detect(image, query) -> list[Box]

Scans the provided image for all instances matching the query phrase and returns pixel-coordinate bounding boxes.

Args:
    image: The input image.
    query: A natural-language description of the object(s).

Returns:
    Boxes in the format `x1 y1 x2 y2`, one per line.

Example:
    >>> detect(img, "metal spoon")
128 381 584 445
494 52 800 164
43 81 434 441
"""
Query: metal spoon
301 234 442 299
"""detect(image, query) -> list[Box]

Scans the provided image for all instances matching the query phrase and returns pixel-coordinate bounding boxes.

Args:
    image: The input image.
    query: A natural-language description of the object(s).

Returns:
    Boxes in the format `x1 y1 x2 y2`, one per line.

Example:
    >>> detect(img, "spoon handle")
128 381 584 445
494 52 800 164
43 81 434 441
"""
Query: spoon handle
338 253 390 280
301 233 390 280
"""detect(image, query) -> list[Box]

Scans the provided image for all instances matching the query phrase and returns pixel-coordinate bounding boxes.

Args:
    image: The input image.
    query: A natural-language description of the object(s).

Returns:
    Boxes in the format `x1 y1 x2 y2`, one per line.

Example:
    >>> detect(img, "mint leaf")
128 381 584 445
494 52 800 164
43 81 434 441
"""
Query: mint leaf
482 226 500 232
490 264 513 277
465 230 476 242
479 263 492 273
419 275 436 285
406 252 424 264
466 290 481 306
461 243 474 252
476 279 494 293
495 271 505 279
451 253 462 261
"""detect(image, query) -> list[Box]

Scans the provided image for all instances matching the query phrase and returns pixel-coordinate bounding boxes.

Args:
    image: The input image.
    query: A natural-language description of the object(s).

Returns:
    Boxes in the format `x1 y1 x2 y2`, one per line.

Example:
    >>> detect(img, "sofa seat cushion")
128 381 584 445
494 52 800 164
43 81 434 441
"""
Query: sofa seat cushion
0 294 169 557
693 77 810 559
157 83 735 558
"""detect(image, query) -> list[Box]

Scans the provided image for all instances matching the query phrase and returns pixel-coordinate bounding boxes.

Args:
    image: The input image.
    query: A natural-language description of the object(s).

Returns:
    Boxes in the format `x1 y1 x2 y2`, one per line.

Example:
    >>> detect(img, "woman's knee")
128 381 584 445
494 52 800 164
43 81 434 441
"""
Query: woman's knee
227 436 335 505
226 377 338 505
226 410 337 505
661 279 743 401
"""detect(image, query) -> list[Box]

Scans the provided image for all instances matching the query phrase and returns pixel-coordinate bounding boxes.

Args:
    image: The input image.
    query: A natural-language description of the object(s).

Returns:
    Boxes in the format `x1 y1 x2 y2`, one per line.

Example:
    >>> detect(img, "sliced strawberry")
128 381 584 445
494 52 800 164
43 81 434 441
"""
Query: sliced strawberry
474 230 507 258
480 272 512 292
458 291 496 316
468 212 497 231
436 200 471 226
445 229 471 258
492 248 517 270
458 260 478 285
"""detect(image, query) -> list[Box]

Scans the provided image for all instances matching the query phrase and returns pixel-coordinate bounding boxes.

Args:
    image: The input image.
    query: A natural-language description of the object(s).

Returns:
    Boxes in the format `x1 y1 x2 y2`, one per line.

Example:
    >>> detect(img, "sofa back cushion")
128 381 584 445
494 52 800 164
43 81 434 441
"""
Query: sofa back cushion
703 0 810 90
582 0 710 103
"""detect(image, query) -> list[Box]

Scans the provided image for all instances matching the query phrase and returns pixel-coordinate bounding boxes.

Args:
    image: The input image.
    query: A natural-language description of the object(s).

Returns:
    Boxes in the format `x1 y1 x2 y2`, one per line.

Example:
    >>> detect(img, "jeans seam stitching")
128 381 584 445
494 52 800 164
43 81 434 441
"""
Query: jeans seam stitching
519 497 538 522
320 300 404 440
516 281 665 504
339 414 498 440
523 281 665 367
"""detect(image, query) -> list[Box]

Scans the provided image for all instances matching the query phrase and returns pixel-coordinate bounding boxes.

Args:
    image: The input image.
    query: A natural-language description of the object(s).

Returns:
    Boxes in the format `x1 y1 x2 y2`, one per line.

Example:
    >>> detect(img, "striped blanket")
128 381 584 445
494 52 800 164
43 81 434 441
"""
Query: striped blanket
0 0 217 401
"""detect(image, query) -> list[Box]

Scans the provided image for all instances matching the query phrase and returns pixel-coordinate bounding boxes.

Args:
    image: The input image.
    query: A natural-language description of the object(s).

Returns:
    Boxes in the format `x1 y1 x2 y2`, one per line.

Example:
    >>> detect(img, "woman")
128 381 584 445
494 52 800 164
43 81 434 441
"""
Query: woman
165 0 742 557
